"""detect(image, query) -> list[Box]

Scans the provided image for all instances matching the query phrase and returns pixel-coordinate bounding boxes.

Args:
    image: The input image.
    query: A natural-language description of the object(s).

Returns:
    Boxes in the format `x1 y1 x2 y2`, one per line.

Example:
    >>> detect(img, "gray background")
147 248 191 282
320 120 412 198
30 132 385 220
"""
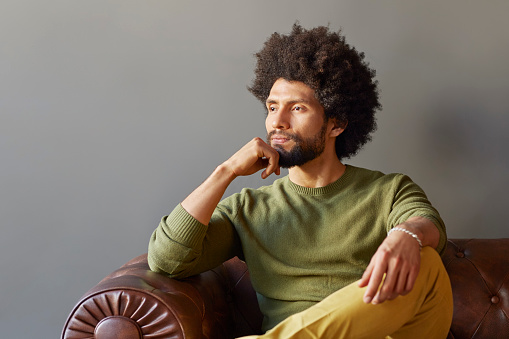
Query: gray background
1 1 508 338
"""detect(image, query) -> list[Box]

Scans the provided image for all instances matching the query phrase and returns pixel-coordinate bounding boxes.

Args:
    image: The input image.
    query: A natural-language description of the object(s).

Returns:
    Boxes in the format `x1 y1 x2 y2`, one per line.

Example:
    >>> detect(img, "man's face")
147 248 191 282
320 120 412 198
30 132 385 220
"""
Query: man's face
265 78 332 168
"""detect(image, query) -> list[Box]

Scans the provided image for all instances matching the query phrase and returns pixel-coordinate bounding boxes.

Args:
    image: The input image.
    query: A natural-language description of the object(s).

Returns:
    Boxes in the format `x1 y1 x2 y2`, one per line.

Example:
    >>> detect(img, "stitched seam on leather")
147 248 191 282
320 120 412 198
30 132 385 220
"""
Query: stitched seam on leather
494 269 509 297
233 269 249 290
501 307 509 323
496 273 509 322
462 239 502 339
463 257 492 295
470 303 492 339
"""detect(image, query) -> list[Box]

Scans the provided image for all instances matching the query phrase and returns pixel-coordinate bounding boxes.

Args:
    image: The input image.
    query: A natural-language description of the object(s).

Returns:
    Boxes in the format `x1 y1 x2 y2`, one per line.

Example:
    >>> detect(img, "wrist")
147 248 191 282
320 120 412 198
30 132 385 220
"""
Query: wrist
395 216 439 249
387 227 423 250
215 163 238 183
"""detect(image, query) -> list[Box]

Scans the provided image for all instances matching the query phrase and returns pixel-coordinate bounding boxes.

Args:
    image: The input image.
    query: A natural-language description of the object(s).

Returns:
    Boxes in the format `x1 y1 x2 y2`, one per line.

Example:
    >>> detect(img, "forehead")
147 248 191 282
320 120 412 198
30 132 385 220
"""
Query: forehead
266 78 319 104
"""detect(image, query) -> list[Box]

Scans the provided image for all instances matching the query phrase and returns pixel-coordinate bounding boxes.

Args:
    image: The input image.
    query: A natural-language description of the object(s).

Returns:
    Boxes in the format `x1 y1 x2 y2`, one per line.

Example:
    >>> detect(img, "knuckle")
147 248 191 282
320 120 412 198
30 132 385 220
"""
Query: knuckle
252 137 263 144
381 285 391 295
379 247 393 258
392 256 403 267
378 252 390 264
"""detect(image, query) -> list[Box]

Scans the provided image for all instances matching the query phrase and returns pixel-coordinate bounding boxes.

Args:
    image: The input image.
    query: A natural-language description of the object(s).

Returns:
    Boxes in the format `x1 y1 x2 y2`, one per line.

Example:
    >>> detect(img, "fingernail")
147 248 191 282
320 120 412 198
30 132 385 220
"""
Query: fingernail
364 296 372 304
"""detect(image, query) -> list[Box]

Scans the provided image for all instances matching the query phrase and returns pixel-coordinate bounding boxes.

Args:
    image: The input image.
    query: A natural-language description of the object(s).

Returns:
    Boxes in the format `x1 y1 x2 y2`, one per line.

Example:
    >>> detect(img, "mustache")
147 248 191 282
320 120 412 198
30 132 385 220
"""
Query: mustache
267 130 299 142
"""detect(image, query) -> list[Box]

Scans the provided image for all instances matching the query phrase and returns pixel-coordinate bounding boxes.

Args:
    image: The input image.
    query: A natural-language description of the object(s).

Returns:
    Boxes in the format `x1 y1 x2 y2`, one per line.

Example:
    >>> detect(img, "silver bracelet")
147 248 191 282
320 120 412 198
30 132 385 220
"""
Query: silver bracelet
387 227 423 250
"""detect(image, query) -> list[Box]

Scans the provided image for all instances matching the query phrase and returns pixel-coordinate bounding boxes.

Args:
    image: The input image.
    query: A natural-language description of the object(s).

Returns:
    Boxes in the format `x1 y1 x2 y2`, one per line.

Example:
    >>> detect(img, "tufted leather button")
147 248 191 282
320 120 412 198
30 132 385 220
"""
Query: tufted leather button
491 296 500 304
455 251 465 258
95 316 142 339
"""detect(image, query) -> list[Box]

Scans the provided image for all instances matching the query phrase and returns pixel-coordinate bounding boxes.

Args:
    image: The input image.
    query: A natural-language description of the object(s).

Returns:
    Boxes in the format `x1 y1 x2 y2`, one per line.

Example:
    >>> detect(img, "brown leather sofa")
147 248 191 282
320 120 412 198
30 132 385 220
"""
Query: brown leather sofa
62 238 509 339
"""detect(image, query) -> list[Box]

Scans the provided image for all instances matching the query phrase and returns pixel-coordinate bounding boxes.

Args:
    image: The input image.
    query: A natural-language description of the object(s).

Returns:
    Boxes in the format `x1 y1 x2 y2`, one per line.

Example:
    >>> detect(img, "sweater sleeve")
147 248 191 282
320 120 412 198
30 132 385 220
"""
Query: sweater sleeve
387 174 447 255
148 200 243 278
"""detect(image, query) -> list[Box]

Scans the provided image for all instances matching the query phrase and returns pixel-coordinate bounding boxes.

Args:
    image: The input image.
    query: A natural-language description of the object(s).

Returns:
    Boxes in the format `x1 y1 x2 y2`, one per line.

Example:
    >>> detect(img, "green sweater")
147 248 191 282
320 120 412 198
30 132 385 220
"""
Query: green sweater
148 165 446 331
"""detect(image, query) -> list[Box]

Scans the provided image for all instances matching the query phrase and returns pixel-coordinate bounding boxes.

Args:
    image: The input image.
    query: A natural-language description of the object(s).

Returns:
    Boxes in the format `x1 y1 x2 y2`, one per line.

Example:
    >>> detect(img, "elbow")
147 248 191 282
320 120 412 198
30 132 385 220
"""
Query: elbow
147 247 199 279
147 226 202 278
147 252 188 278
147 253 165 274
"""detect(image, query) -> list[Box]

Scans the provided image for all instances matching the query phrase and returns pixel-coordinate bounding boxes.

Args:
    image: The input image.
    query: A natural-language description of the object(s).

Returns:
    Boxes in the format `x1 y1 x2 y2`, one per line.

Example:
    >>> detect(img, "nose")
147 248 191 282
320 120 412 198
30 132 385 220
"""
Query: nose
271 109 290 130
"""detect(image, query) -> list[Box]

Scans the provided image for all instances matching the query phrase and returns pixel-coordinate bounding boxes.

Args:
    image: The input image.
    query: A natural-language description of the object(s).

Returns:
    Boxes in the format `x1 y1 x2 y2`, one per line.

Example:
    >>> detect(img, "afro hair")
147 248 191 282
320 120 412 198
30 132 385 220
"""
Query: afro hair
248 23 381 160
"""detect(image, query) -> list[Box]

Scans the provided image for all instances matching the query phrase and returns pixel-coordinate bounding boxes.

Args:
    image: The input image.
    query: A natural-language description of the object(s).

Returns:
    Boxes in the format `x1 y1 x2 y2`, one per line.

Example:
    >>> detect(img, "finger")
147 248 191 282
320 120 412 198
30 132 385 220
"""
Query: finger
403 265 420 295
358 261 374 288
363 264 385 304
393 269 408 298
260 151 279 179
374 269 399 304
259 159 271 179
264 149 279 177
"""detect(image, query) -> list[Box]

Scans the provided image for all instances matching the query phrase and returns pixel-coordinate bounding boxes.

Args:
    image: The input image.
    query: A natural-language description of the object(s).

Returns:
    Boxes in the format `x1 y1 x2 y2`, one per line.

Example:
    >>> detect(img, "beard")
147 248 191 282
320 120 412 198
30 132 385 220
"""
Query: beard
266 123 328 168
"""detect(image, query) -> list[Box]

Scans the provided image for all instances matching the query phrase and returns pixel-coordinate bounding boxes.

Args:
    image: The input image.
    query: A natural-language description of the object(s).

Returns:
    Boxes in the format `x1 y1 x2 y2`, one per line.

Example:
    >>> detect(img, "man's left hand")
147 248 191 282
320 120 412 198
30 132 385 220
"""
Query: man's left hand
358 229 421 304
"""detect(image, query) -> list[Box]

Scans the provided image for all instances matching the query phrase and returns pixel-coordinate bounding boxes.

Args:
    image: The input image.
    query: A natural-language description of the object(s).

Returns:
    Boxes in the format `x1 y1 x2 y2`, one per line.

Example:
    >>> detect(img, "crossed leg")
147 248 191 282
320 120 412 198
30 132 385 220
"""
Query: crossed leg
238 247 453 339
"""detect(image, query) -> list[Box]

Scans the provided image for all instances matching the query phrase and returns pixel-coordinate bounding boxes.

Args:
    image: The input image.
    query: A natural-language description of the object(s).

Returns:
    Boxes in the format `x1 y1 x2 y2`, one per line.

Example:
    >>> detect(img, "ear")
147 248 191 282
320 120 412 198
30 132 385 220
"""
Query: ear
329 119 347 138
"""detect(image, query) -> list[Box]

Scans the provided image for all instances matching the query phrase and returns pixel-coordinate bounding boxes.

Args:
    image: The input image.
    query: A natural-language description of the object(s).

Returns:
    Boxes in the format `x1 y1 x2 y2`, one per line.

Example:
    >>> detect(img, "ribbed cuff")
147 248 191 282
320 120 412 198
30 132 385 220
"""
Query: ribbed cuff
165 204 209 249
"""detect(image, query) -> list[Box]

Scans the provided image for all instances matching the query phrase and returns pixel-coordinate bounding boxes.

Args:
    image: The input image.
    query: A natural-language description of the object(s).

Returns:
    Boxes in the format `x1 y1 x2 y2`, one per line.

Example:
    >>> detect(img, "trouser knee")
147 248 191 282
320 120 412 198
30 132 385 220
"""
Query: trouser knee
419 246 448 281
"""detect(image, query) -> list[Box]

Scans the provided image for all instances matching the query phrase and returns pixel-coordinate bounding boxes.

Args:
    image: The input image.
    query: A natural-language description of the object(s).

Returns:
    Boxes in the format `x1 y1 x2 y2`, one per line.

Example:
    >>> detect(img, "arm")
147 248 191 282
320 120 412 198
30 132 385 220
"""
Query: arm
358 174 445 304
148 138 280 277
182 137 280 225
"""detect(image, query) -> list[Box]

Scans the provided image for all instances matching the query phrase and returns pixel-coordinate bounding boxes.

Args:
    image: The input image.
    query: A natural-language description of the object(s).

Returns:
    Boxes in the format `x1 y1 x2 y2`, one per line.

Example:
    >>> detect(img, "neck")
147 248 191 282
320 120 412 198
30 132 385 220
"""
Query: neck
288 153 346 188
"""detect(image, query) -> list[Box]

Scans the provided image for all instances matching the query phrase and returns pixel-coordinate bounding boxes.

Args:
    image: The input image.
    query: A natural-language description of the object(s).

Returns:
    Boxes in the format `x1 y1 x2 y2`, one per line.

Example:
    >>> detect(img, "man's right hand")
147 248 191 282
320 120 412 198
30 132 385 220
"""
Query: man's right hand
223 137 281 179
181 137 280 225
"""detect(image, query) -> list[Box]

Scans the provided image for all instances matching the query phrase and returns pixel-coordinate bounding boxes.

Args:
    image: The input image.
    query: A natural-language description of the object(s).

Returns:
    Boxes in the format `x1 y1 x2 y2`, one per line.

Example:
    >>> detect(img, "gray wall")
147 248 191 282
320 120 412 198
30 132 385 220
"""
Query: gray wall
1 1 508 338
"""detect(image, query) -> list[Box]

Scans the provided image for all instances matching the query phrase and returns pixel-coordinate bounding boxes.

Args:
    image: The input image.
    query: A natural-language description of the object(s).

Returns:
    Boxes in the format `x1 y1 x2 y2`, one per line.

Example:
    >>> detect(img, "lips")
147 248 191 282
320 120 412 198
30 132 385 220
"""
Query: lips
267 131 297 147
271 136 290 145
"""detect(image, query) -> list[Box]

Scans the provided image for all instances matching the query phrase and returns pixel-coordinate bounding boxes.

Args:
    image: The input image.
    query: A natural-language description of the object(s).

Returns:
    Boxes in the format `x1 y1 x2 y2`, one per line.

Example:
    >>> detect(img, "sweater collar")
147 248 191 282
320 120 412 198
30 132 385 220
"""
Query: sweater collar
286 165 354 196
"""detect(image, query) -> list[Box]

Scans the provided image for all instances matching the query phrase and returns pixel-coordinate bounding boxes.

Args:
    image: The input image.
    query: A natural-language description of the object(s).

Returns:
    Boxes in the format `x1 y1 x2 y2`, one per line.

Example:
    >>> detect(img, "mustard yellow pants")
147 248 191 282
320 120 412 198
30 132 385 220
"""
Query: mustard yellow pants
239 247 453 339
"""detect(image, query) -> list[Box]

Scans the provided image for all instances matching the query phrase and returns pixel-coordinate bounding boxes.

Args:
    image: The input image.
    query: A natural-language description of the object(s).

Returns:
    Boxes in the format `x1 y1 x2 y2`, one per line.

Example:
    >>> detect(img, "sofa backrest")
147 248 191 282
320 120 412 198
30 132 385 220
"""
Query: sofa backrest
441 238 509 338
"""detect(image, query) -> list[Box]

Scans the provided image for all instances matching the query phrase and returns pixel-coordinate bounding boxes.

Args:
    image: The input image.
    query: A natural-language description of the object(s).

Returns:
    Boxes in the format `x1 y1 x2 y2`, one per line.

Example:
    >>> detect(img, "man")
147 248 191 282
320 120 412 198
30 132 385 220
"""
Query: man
148 24 453 338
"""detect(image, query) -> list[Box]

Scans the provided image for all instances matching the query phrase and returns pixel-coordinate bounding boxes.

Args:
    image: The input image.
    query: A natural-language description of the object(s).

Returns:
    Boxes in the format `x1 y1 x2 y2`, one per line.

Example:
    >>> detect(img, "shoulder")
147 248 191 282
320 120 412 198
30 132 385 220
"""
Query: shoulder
345 166 424 200
346 165 406 187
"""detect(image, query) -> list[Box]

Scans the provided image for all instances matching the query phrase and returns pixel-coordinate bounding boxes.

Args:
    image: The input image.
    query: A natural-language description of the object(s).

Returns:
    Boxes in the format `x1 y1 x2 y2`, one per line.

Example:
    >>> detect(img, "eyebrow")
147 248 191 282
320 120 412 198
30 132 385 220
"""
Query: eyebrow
265 98 311 105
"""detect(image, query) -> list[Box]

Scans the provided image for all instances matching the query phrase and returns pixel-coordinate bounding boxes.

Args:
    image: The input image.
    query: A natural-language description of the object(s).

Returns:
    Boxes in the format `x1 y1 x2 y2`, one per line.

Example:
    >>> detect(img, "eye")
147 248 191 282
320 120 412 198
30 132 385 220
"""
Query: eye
268 106 277 113
292 105 304 112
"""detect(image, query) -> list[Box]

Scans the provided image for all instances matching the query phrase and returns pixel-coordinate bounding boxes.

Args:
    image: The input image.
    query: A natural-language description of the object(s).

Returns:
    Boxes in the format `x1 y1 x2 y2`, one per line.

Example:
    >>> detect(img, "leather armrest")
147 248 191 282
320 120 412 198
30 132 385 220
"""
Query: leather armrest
62 254 234 339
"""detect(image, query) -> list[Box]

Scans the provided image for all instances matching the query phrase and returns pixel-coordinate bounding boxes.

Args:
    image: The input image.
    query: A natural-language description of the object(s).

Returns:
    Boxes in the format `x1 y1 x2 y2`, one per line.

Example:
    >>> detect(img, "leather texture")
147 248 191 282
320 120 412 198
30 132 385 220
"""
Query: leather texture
63 239 509 338
442 239 509 339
